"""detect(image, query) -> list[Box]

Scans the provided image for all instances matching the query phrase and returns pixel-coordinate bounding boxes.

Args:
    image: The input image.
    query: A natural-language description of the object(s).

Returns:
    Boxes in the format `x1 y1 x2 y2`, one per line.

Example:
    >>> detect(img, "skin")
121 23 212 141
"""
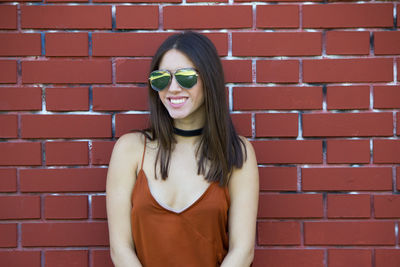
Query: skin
106 49 259 267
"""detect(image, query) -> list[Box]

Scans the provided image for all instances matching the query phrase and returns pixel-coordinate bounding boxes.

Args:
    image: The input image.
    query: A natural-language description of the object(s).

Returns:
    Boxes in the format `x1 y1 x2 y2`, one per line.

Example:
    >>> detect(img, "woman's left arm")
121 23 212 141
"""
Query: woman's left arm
221 138 259 267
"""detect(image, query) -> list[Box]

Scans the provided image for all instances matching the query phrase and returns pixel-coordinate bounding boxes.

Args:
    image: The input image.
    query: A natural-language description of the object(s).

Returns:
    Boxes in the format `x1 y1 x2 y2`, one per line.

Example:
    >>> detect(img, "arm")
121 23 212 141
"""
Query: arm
221 138 259 267
106 133 143 267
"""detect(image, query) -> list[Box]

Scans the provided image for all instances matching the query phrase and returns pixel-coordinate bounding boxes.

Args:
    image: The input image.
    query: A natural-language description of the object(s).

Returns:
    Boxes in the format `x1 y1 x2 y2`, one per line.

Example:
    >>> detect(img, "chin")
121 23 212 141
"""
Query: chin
167 111 189 120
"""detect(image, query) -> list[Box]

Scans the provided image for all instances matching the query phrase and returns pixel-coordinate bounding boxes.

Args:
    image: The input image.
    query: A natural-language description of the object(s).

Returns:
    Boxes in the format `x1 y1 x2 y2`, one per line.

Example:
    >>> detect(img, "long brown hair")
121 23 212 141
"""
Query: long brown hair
144 31 246 186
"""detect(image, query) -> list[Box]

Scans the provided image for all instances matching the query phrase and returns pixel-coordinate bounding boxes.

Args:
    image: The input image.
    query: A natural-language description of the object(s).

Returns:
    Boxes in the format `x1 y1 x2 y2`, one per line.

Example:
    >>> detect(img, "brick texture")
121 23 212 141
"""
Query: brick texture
304 221 395 245
21 5 112 29
303 4 393 28
1 0 399 265
326 31 370 55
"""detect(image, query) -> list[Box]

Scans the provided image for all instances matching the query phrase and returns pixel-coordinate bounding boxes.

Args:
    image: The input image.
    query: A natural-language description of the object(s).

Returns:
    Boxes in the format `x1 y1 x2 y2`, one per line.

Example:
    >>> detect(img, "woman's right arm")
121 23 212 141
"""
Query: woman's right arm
106 133 143 267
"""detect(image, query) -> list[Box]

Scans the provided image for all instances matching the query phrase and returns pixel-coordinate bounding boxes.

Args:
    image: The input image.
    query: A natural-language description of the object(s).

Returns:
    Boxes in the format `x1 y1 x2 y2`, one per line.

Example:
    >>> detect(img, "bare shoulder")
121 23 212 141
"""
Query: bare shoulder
229 135 258 188
238 135 256 162
114 132 145 152
108 132 147 184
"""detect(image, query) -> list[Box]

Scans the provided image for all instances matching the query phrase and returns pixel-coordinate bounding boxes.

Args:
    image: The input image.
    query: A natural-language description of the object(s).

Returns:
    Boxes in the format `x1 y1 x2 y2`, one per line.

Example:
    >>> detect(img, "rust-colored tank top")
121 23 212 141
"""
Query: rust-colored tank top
131 138 230 267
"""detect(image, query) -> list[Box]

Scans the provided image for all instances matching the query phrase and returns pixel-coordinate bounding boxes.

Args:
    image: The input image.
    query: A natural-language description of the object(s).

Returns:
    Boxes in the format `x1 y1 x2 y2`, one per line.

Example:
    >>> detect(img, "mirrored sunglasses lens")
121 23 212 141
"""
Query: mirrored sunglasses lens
175 69 198 89
149 71 171 91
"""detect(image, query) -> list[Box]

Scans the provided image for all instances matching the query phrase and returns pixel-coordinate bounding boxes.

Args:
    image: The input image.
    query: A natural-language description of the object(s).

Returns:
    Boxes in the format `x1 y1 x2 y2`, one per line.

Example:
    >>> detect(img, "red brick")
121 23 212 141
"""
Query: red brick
302 167 392 191
0 87 42 111
116 58 151 83
0 5 17 29
91 250 113 267
305 221 395 245
0 114 17 138
0 251 41 267
0 168 17 192
21 5 111 29
92 195 107 219
45 195 88 219
303 112 393 137
258 221 300 245
256 60 299 83
374 195 400 218
45 250 88 267
93 87 148 111
0 196 40 219
257 5 299 28
45 141 89 165
326 31 370 55
232 32 321 56
91 141 115 165
46 87 89 111
231 113 252 137
253 249 324 267
373 139 400 163
203 33 228 56
22 222 109 246
375 31 400 55
259 167 297 191
95 0 178 2
327 194 370 218
116 6 158 29
253 140 322 164
93 33 169 57
303 58 392 83
46 0 88 2
303 3 393 28
21 114 111 139
397 113 400 135
398 59 400 82
327 85 369 110
163 6 252 29
233 86 322 110
258 194 323 218
46 32 88 57
22 59 111 84
20 168 107 192
0 224 17 247
0 142 41 166
187 0 227 3
328 249 372 267
398 6 400 27
2 0 40 2
0 33 41 56
255 113 298 137
375 249 400 267
327 139 370 164
0 60 17 83
222 60 252 83
374 85 400 109
115 114 150 137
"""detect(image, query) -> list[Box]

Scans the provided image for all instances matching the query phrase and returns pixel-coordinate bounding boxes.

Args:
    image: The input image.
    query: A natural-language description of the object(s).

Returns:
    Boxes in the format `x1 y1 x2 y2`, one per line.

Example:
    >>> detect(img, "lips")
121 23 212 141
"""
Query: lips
168 97 188 108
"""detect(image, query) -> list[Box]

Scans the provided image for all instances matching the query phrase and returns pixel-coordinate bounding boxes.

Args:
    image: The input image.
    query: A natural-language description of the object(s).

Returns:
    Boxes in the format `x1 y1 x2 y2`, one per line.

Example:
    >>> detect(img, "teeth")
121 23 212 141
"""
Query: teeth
170 98 186 104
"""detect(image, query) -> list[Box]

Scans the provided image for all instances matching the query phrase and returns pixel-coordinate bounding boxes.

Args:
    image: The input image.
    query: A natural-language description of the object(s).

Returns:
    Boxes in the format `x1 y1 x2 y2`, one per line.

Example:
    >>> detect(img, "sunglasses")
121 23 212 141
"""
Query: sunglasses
149 68 199 91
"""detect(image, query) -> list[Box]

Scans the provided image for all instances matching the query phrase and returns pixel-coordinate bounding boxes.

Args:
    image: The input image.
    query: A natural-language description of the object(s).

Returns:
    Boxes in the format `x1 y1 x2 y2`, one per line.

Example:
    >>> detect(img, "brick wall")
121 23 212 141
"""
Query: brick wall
0 1 399 267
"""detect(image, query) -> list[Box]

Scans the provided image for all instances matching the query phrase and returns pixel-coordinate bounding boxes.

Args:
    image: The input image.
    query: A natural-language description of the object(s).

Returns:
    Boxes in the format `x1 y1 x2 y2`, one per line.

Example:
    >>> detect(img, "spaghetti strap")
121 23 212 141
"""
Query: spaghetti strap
140 135 147 170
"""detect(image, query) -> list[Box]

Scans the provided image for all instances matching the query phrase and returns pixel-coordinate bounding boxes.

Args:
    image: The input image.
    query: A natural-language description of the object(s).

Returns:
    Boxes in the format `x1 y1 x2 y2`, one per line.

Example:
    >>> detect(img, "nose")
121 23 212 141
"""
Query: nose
167 75 182 92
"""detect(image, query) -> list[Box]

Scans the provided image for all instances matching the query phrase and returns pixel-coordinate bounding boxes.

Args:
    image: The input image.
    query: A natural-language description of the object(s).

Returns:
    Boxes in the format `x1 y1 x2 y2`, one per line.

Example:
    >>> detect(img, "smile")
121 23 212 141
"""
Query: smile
169 98 187 105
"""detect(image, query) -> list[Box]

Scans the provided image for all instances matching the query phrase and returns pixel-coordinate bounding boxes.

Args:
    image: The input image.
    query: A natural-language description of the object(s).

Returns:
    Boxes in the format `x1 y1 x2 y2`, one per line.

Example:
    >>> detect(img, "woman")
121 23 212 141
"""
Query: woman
106 31 259 267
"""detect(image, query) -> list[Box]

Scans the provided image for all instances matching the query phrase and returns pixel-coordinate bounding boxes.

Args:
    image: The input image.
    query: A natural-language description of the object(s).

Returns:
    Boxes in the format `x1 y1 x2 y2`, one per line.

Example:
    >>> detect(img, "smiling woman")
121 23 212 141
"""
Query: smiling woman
106 31 259 267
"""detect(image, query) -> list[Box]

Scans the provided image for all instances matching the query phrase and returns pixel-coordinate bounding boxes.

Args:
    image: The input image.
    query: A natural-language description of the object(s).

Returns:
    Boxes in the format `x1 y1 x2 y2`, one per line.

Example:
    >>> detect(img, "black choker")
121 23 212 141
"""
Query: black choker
173 127 203 137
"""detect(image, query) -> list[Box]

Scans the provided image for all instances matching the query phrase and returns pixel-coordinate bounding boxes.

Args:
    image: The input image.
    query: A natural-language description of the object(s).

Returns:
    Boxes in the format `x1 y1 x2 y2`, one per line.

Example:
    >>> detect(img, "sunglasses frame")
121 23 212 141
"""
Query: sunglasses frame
149 68 199 92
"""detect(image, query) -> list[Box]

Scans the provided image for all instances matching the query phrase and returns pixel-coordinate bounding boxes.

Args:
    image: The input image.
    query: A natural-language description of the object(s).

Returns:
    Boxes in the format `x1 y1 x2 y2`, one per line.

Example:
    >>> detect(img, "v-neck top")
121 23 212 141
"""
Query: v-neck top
131 137 230 267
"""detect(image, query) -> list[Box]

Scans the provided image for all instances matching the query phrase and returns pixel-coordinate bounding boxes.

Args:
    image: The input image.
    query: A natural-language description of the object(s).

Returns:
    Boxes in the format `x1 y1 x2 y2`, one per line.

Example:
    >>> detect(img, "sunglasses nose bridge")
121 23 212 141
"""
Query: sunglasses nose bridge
167 74 183 92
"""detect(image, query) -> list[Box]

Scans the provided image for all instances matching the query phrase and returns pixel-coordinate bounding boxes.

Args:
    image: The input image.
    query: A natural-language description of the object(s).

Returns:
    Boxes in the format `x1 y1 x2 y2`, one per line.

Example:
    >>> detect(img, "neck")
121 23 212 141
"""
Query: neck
173 126 203 137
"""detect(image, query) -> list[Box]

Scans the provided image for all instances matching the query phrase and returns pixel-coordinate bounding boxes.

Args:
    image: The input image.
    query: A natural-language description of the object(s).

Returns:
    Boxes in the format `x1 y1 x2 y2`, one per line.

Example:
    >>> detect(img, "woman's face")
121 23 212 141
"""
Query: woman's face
157 49 205 128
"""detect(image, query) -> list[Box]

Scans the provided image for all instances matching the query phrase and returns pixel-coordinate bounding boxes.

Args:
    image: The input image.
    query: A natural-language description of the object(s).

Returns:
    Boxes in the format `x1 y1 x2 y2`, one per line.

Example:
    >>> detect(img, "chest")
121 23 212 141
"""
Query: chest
140 144 212 212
